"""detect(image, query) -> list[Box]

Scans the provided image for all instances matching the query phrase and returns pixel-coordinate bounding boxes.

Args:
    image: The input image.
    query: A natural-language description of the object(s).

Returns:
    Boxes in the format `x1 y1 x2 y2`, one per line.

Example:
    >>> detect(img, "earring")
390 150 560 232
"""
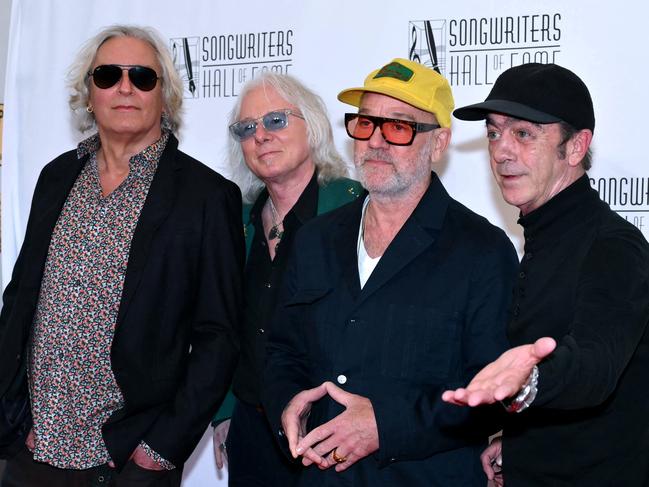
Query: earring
161 111 172 132
86 105 94 113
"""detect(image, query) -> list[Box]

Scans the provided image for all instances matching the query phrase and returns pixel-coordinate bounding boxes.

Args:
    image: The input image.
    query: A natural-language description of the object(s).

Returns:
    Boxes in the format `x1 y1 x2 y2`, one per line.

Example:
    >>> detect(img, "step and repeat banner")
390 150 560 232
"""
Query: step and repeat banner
3 0 647 484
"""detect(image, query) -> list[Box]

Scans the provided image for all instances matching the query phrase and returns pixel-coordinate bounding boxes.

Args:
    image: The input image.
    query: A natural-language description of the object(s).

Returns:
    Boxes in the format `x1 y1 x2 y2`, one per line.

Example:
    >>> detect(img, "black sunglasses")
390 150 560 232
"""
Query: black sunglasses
345 113 440 146
229 109 304 142
88 64 160 92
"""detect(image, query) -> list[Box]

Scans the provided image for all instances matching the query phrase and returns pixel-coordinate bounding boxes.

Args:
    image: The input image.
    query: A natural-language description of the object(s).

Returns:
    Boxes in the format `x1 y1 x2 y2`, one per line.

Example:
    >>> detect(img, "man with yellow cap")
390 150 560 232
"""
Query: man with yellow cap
262 58 518 486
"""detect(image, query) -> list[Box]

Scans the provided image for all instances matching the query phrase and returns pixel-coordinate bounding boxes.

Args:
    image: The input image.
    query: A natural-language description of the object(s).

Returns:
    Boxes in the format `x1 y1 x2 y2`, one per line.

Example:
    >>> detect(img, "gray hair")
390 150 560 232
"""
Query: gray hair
68 24 184 133
228 72 348 203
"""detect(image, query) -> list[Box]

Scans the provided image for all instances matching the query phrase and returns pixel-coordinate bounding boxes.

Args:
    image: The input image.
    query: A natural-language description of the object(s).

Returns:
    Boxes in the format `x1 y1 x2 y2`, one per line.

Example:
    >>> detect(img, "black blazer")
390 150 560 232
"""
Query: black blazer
263 173 518 486
0 134 244 468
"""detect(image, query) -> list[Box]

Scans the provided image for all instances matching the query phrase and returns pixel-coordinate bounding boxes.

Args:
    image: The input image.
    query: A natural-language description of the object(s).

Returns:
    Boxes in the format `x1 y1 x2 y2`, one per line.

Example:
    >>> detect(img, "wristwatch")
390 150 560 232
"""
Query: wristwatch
500 365 539 413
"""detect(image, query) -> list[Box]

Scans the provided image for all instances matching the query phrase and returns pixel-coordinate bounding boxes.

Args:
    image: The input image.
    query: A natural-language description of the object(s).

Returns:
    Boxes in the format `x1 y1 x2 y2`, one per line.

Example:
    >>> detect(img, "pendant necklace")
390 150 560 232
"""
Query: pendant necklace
268 197 284 242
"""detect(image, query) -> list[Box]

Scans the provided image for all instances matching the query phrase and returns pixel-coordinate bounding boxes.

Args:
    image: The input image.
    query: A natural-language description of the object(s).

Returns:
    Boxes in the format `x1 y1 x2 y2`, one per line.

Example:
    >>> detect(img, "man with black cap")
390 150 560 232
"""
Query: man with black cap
262 58 518 486
444 63 649 486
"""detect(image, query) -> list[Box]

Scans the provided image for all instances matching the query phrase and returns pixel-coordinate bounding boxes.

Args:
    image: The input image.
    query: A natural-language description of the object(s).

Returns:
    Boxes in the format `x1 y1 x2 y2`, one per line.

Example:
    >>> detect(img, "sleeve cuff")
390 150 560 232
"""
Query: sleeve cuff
139 441 176 470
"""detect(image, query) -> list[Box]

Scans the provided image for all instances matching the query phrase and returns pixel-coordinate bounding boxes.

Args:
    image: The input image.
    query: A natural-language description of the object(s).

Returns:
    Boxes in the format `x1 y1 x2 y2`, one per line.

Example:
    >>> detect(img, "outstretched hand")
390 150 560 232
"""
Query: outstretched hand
442 337 556 407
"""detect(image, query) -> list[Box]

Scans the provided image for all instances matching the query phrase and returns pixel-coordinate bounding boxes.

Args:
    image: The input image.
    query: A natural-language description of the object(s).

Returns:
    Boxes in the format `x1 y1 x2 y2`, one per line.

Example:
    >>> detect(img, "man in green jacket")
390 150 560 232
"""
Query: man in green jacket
212 72 361 487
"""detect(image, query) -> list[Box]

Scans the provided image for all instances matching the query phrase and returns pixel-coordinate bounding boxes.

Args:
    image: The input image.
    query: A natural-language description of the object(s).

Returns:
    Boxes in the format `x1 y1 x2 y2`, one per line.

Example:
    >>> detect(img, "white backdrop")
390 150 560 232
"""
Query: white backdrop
3 1 648 485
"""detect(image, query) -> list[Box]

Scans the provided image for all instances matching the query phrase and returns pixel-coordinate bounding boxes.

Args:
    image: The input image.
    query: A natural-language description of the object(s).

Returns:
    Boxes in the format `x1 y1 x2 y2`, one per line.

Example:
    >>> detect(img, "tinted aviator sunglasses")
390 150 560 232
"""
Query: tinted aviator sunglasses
88 64 160 92
345 113 440 146
229 109 304 141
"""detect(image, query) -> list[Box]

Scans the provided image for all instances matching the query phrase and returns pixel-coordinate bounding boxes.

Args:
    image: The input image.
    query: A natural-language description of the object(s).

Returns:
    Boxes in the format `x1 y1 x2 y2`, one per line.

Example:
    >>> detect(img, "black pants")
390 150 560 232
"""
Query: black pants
227 400 300 487
1 446 182 487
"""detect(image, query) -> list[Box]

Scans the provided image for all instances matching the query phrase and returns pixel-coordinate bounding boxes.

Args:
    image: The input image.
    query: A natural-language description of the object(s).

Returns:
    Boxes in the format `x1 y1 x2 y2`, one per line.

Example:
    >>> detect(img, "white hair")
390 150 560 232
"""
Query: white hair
228 72 348 203
67 24 184 133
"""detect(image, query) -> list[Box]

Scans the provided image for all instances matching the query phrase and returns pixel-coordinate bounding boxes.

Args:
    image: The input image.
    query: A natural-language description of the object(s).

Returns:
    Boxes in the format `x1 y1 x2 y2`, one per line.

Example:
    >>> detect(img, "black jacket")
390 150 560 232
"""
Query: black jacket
504 175 649 486
0 135 244 469
263 173 518 486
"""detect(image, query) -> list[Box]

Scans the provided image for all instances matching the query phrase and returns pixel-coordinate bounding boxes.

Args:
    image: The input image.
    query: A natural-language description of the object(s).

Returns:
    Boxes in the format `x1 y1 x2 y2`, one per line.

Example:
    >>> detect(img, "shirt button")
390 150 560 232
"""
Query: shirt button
348 318 357 325
525 253 533 260
519 271 526 279
15 353 21 362
337 374 347 385
278 429 285 437
265 282 272 288
258 328 265 334
261 241 267 247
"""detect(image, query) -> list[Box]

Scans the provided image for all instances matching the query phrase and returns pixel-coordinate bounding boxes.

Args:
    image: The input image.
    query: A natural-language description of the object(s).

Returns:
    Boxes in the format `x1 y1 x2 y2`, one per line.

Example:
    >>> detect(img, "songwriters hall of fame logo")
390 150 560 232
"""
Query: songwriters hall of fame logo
591 176 649 238
408 21 445 75
171 37 199 99
171 30 293 99
409 14 563 86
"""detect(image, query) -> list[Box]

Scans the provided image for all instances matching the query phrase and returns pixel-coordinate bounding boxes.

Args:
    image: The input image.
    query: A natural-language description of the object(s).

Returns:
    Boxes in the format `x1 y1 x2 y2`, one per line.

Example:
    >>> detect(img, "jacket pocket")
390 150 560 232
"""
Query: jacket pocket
282 288 335 366
379 304 460 383
284 288 333 306
0 363 32 458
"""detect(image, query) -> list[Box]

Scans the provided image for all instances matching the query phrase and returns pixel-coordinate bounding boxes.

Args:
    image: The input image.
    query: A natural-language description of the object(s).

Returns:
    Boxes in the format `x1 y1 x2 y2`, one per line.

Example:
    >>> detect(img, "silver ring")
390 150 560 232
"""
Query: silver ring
219 442 226 451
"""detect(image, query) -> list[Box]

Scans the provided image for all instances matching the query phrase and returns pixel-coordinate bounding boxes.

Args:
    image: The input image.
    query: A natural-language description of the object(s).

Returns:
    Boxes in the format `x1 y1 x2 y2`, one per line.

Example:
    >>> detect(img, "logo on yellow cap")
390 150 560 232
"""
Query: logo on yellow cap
374 62 414 82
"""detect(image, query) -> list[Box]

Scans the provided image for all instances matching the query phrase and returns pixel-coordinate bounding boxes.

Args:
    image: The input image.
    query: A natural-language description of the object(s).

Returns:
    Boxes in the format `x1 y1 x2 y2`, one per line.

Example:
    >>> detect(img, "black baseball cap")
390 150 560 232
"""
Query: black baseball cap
453 63 595 132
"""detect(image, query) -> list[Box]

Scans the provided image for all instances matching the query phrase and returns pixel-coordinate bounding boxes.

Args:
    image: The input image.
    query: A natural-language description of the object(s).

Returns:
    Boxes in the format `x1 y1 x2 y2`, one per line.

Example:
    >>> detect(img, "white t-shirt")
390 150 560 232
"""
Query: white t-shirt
357 196 381 289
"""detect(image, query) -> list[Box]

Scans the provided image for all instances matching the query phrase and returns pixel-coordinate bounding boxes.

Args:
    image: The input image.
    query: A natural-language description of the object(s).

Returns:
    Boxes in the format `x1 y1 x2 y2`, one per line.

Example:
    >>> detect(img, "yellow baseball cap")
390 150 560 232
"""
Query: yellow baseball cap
337 58 454 128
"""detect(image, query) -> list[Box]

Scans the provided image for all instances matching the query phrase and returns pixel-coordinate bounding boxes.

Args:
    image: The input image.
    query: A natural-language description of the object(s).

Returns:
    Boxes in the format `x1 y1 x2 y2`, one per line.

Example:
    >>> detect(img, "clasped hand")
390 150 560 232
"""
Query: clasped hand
281 381 379 472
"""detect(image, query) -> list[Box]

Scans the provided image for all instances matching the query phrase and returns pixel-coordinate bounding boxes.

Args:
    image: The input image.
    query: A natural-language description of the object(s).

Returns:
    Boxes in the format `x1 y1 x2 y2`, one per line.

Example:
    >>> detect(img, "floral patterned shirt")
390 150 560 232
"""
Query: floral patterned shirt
28 132 174 470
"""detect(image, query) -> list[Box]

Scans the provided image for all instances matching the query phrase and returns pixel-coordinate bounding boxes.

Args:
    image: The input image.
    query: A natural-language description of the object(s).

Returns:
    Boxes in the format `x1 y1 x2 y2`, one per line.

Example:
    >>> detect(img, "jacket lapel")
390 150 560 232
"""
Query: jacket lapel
28 154 87 278
354 173 449 307
116 135 181 328
333 196 366 302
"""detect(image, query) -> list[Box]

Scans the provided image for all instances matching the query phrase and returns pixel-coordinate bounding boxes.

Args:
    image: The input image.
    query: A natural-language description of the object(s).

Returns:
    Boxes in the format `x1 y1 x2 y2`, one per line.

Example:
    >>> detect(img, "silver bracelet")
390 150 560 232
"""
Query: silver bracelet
500 365 539 413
